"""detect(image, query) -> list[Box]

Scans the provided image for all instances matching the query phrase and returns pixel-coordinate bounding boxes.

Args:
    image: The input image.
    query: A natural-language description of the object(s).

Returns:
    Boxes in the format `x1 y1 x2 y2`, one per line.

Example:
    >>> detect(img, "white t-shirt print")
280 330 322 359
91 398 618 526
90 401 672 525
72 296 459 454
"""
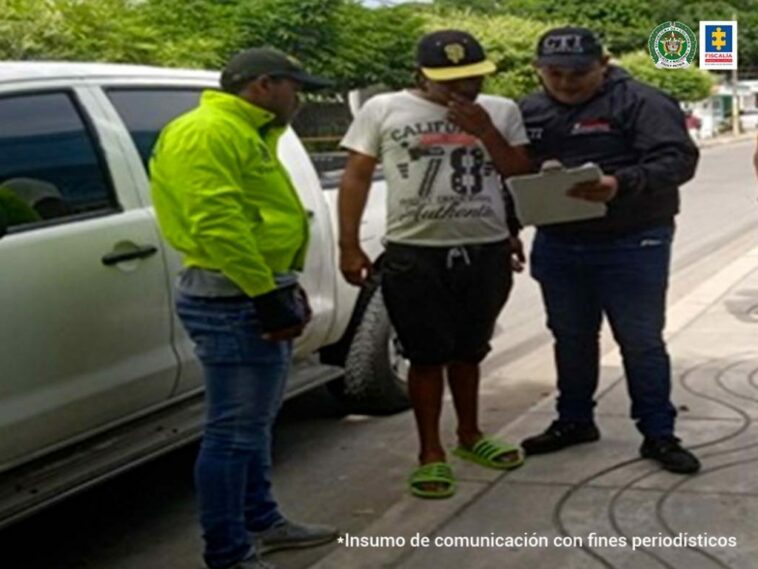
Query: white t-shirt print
341 90 529 246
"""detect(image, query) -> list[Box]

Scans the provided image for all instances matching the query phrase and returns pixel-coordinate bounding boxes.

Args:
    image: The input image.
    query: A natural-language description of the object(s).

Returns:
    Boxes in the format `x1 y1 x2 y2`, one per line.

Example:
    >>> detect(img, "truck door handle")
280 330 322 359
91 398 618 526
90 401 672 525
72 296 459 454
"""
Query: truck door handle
102 245 158 266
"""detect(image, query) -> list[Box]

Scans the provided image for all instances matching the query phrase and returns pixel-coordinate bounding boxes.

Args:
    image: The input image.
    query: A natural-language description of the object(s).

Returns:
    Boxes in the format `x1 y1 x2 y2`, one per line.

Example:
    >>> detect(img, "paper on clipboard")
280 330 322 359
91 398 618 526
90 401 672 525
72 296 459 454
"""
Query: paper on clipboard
506 161 607 226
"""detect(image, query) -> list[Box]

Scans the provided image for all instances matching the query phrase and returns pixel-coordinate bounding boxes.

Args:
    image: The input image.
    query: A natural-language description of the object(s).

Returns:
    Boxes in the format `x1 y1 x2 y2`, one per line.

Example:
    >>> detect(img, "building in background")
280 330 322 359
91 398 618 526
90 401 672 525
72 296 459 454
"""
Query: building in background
683 80 758 138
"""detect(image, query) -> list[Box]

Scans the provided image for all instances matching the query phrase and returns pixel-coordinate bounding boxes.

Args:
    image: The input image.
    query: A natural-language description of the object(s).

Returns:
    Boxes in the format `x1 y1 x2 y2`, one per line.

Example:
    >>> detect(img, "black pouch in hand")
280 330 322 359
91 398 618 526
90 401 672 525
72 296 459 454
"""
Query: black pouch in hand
252 285 306 333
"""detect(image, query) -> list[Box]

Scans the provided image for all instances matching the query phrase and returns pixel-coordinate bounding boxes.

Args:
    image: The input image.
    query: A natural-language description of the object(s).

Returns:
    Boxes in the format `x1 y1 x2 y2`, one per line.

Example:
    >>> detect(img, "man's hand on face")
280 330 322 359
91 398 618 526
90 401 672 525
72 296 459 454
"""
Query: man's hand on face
567 175 618 203
447 93 496 137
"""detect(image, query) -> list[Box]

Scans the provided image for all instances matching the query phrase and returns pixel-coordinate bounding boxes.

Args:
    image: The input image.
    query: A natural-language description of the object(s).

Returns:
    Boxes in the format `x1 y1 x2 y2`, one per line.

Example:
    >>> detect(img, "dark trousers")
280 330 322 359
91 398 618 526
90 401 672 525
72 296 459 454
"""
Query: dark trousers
530 225 677 438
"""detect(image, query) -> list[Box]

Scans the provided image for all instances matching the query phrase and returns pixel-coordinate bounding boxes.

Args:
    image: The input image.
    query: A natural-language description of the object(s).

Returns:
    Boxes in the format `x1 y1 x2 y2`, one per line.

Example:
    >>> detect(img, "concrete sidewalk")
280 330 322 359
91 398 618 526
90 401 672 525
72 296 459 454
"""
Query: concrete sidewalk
697 131 756 148
305 240 758 568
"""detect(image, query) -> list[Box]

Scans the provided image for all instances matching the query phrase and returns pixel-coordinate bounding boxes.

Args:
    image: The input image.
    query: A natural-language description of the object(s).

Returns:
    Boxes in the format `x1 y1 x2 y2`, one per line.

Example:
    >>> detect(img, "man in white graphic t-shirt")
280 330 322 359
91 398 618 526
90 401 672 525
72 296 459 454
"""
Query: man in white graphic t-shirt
338 30 533 499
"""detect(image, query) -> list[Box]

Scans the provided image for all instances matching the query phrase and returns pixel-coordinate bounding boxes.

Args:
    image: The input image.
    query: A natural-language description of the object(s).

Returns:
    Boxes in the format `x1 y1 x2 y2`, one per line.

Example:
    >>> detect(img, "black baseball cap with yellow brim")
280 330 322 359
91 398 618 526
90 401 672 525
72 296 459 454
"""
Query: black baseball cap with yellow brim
417 30 496 81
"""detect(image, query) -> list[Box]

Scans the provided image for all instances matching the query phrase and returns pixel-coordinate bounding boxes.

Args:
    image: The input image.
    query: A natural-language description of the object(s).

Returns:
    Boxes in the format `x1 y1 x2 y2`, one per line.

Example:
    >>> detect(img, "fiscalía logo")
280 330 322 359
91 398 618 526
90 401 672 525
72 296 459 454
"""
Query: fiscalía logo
648 21 697 69
699 21 738 70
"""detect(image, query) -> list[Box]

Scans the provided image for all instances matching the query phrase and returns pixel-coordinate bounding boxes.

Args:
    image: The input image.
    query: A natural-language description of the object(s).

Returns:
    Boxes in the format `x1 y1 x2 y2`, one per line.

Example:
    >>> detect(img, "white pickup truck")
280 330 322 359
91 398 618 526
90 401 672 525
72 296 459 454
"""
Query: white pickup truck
0 62 408 527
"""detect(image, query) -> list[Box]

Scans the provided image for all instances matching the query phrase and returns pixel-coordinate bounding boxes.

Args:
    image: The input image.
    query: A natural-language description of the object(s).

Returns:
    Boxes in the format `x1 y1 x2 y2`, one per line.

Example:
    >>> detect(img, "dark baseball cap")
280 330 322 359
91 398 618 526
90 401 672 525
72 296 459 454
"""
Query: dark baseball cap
417 30 496 81
220 47 333 92
536 27 604 69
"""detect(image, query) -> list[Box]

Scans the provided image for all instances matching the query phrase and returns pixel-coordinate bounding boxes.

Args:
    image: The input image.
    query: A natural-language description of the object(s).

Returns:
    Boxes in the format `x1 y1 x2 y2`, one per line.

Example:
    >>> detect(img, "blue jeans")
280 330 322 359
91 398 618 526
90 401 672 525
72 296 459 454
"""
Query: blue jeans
176 293 291 569
530 225 677 438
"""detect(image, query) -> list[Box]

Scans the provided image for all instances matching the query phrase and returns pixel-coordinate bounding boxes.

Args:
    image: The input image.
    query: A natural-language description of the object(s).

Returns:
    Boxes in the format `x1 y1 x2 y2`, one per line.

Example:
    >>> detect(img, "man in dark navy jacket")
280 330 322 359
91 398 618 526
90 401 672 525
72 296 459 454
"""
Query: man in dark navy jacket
519 27 701 474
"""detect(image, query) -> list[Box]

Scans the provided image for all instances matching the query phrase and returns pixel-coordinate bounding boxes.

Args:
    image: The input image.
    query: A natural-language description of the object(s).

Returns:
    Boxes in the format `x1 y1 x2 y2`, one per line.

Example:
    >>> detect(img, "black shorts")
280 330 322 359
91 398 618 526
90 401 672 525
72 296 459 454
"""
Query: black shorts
381 240 512 366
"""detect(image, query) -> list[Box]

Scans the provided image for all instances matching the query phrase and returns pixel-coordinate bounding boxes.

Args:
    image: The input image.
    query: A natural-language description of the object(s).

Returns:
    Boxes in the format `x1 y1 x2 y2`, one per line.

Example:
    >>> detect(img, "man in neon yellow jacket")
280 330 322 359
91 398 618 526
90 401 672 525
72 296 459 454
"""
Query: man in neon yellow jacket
151 48 336 569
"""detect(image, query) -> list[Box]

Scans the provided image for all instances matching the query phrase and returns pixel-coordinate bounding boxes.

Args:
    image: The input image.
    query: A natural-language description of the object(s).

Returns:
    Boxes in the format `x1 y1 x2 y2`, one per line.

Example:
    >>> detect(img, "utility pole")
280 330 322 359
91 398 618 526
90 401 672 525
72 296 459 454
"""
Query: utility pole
732 11 741 136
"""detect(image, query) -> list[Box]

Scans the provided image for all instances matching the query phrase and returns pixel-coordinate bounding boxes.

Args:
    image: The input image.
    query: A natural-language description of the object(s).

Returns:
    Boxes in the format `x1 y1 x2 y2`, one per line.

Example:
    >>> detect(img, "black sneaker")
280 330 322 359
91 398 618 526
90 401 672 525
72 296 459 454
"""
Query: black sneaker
640 436 701 474
521 420 601 455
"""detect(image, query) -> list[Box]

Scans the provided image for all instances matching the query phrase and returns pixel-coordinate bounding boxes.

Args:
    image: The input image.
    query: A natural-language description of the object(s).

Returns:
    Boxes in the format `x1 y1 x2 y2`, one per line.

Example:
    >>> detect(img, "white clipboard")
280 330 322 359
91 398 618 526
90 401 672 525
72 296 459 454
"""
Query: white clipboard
506 161 607 226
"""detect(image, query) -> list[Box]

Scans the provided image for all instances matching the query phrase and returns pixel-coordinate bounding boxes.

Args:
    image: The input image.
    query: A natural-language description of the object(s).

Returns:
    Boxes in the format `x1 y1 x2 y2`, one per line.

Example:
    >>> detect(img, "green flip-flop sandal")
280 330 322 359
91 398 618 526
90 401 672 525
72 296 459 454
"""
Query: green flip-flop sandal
408 462 457 499
453 437 525 470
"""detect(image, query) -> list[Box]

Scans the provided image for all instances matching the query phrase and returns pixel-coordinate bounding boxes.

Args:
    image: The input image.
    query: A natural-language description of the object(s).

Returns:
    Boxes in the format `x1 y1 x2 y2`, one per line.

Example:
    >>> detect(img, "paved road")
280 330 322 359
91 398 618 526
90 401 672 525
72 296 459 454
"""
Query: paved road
0 140 756 569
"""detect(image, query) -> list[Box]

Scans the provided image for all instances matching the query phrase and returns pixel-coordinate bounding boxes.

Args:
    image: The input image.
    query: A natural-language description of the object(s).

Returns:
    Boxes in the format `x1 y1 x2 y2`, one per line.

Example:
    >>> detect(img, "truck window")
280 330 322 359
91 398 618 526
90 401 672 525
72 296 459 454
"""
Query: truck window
292 99 352 190
0 92 117 232
293 98 385 190
106 89 204 169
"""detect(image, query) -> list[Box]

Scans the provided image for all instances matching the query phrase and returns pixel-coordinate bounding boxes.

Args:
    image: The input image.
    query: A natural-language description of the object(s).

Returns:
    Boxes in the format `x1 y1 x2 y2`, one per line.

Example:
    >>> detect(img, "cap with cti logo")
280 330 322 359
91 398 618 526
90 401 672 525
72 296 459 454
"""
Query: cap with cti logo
536 26 604 69
417 30 496 81
221 47 333 93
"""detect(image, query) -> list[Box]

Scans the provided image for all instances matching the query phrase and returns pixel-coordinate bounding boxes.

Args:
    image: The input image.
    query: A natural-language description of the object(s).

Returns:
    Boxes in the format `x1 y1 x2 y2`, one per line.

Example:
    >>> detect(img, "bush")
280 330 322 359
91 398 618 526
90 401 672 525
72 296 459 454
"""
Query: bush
618 51 715 102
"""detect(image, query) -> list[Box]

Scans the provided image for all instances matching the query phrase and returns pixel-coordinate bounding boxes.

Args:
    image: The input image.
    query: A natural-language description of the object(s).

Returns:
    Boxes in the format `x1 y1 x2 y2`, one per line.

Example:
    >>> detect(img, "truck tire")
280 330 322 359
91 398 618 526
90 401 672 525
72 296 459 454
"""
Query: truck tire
331 287 411 415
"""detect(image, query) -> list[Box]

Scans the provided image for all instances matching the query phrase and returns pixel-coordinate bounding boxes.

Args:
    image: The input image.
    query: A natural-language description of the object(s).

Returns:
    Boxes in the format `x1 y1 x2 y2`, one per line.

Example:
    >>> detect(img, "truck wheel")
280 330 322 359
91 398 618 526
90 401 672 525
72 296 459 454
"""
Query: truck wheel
331 287 411 414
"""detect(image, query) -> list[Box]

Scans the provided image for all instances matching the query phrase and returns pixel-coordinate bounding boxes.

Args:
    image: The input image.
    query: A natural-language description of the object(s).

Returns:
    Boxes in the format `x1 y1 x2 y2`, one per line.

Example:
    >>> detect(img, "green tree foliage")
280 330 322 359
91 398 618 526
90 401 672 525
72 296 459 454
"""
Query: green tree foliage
0 0 423 91
618 51 716 102
0 0 60 59
53 0 156 62
0 0 727 100
0 0 156 62
232 0 342 65
135 0 239 68
504 0 657 54
326 3 422 89
435 0 660 53
232 0 422 90
434 0 501 12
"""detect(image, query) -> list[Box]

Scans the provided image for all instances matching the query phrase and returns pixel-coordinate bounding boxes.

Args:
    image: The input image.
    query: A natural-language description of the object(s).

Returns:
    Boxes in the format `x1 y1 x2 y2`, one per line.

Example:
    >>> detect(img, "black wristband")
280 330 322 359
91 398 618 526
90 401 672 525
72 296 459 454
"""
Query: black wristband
252 285 303 333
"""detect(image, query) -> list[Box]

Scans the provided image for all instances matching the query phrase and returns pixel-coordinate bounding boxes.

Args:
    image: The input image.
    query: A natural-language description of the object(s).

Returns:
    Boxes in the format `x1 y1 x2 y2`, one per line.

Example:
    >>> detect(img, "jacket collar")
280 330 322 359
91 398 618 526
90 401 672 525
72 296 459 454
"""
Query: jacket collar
201 90 278 130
